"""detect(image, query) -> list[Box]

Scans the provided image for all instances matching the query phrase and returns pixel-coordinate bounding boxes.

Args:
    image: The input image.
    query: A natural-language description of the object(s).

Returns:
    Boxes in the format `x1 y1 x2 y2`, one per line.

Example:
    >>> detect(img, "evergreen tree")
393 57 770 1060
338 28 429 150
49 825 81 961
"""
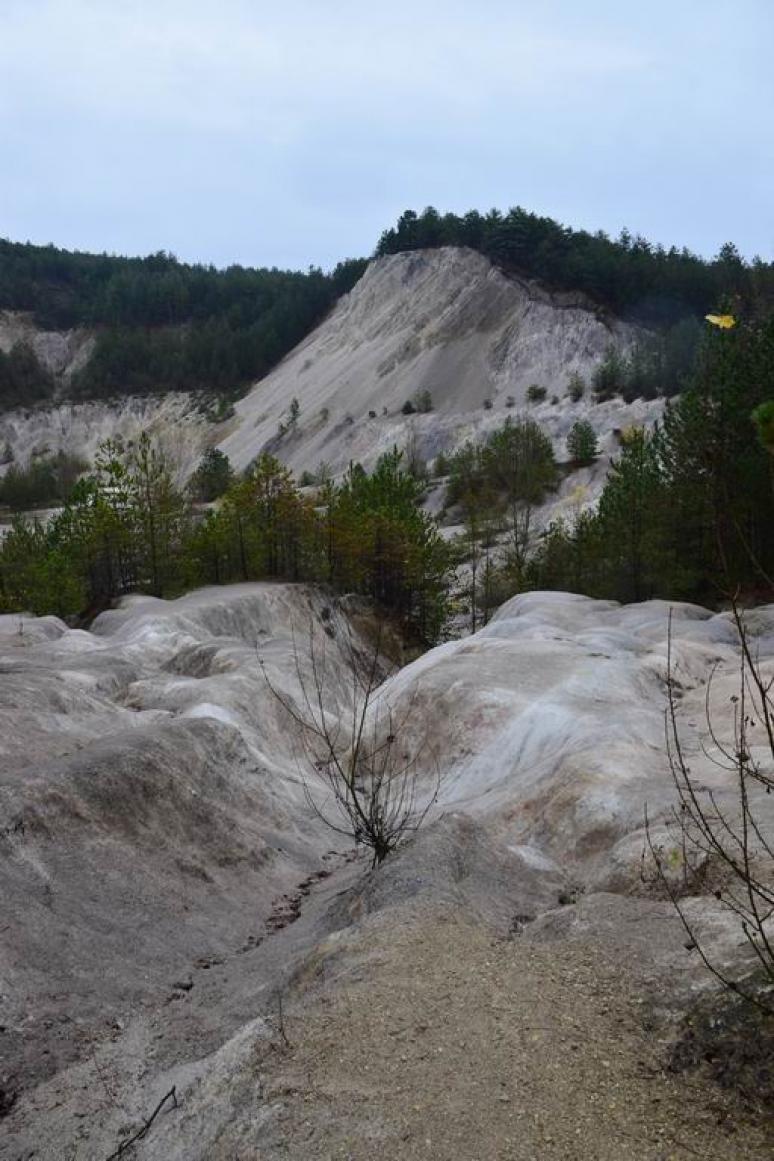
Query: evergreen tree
566 421 599 466
189 448 234 501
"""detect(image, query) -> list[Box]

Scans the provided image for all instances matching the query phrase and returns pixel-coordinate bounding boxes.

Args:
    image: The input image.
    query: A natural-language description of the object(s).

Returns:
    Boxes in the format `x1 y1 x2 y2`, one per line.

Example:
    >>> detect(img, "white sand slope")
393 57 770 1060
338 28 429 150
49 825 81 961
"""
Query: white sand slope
1 250 661 497
218 247 651 476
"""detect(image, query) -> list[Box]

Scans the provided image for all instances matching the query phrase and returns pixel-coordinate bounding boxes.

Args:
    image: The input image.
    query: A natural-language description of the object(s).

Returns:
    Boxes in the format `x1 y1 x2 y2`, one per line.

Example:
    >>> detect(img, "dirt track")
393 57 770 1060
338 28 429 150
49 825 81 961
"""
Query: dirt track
240 907 772 1161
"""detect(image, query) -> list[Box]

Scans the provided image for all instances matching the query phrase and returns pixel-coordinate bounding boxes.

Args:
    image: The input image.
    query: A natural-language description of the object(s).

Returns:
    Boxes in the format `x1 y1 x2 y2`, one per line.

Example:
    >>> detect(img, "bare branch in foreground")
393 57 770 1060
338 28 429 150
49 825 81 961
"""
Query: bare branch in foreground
260 613 441 867
104 1087 178 1160
646 603 774 1014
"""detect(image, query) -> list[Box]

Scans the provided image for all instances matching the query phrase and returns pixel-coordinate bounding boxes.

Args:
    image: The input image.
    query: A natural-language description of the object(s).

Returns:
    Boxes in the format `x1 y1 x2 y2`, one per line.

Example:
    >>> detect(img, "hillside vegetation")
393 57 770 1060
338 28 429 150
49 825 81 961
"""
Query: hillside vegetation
377 206 774 325
0 238 367 407
2 310 774 627
527 313 774 606
2 212 774 632
4 206 774 414
0 439 450 643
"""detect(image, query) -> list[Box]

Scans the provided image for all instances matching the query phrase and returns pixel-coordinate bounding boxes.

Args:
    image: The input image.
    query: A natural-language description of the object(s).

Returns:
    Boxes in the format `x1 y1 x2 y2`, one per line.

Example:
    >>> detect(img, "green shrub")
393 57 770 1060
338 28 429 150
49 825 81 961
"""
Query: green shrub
567 372 585 402
445 417 558 511
566 420 599 466
592 348 626 401
752 401 774 453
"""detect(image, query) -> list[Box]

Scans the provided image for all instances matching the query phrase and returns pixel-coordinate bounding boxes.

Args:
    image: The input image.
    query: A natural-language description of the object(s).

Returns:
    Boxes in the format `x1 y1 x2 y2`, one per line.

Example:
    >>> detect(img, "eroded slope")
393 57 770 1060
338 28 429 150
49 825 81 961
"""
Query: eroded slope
2 586 773 1159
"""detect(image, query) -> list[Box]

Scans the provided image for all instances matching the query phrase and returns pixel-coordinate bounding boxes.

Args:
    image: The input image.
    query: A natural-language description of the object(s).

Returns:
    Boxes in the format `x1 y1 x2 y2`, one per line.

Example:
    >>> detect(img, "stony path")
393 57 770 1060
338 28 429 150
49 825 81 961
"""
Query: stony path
242 907 772 1161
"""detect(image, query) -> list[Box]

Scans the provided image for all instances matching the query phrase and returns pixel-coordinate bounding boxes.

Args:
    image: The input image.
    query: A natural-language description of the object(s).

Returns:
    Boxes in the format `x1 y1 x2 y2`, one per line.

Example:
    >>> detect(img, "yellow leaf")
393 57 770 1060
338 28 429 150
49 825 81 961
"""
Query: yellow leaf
705 313 736 329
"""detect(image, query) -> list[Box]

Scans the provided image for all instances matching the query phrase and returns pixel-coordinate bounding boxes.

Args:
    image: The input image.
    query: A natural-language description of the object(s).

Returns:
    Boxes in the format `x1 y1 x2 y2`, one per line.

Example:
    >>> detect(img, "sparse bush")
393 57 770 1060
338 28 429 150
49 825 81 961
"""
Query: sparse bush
593 347 626 401
752 400 774 452
401 399 416 416
200 394 236 423
434 451 449 477
278 396 301 436
368 410 377 419
526 384 547 403
482 398 493 410
413 389 433 414
404 430 428 482
567 372 585 402
551 394 559 405
505 395 516 408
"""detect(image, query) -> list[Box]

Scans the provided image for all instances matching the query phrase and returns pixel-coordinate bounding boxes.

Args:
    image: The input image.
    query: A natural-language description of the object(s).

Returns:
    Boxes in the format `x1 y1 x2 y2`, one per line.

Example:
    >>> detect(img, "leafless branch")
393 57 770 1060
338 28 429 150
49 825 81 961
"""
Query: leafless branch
104 1087 178 1160
260 610 441 867
647 605 774 1014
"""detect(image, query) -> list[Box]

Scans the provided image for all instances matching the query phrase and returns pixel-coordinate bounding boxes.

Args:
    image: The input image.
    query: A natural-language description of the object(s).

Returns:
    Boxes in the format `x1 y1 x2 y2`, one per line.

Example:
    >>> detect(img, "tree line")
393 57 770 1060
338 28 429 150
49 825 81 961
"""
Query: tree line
5 208 770 412
0 438 450 645
376 207 774 328
0 238 367 408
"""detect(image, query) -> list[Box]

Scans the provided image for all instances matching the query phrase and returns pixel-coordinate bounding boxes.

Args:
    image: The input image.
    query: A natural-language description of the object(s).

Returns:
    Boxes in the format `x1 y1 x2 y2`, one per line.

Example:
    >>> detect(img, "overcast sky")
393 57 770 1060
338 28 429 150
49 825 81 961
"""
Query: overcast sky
1 0 773 270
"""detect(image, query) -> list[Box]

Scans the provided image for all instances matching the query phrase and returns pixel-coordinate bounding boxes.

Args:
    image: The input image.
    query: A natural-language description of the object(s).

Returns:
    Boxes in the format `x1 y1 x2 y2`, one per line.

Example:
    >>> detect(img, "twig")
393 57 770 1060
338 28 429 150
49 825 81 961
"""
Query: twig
104 1086 178 1160
276 988 291 1048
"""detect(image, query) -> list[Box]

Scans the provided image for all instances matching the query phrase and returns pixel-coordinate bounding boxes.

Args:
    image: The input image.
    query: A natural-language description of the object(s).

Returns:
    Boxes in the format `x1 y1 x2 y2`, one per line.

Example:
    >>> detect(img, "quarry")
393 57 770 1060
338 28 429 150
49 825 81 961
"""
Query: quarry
1 244 772 1160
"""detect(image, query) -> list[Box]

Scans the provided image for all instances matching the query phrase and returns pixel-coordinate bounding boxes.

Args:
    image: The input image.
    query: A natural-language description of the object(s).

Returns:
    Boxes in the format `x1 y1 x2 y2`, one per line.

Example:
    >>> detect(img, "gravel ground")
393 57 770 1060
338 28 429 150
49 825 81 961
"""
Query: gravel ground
238 906 772 1161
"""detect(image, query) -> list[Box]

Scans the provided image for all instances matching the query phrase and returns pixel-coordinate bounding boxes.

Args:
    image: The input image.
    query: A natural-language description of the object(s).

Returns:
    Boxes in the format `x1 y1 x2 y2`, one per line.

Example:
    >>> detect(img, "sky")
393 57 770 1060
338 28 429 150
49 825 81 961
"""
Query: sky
1 0 773 271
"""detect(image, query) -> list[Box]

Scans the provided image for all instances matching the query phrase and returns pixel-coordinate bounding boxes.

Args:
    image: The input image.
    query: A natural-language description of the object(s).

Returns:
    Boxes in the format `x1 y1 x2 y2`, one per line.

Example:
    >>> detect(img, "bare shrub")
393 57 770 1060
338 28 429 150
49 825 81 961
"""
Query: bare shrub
260 620 440 867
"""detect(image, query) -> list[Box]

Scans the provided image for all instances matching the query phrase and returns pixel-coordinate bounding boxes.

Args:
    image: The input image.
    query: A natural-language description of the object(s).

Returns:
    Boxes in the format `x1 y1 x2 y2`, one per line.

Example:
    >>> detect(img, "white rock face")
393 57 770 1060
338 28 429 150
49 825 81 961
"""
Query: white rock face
2 583 773 1158
0 313 216 482
218 247 653 477
0 394 215 484
0 310 94 380
377 590 774 883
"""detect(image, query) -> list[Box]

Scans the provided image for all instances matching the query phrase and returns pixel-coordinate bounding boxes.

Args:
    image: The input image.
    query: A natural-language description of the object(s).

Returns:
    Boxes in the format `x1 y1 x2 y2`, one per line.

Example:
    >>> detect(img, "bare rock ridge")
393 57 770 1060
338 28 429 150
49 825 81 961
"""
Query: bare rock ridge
1 583 773 1157
0 248 656 485
218 246 648 476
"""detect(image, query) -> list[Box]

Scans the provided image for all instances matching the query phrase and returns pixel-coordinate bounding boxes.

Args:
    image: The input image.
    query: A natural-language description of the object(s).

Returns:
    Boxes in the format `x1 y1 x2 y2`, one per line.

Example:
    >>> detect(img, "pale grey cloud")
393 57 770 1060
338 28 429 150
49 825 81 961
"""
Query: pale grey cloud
1 0 772 269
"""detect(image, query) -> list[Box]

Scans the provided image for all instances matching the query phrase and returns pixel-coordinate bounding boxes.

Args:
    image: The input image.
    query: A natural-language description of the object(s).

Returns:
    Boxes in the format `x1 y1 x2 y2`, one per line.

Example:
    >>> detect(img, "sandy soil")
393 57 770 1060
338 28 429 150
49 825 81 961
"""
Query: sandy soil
237 907 772 1161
